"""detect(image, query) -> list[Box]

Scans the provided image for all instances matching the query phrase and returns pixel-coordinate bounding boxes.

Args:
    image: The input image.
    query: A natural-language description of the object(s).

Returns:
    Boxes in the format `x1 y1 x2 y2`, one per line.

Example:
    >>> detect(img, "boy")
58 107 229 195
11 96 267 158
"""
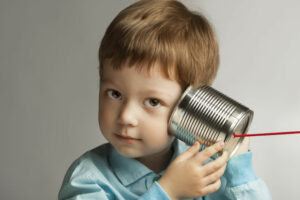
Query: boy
59 0 271 199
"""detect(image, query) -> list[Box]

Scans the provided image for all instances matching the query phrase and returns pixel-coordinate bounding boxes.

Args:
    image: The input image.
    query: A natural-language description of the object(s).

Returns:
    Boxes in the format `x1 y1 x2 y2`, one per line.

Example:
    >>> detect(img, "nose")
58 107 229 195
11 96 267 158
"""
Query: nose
117 101 138 127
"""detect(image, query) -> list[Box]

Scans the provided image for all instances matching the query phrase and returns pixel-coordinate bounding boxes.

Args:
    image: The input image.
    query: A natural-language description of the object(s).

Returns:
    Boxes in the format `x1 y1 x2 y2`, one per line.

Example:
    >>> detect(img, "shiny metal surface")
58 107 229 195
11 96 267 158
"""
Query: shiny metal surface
168 85 253 157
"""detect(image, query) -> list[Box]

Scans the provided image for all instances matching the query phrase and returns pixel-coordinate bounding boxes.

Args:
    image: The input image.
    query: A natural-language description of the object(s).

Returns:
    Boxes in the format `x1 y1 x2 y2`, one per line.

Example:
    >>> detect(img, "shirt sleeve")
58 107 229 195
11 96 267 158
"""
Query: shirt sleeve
204 151 272 200
139 182 171 200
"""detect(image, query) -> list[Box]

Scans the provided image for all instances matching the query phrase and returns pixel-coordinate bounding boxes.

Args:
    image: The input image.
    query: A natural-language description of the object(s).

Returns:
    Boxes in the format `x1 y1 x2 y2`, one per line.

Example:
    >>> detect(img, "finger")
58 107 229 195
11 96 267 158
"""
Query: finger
202 151 228 175
201 179 222 196
178 141 201 161
202 164 226 186
196 141 225 164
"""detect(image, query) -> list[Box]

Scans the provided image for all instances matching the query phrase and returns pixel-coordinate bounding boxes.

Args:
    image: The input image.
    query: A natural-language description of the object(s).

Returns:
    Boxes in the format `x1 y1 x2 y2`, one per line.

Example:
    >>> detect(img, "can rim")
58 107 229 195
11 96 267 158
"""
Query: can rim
167 86 194 136
225 109 254 157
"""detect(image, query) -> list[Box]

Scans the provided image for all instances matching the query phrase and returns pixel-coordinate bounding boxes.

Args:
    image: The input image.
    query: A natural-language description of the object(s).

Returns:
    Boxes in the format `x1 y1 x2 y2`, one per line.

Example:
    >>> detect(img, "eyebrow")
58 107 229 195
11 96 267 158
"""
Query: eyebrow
100 78 123 90
100 78 116 85
144 89 173 99
101 78 175 99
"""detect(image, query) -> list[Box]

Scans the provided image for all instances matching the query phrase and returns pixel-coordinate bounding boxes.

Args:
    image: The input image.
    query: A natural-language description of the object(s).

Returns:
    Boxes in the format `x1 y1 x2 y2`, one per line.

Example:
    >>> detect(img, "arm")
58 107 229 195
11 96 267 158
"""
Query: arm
205 151 272 200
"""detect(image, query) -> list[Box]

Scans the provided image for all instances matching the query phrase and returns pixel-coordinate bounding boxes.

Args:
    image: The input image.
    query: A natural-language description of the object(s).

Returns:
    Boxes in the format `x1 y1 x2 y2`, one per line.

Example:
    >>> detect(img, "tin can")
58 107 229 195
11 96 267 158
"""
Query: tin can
168 85 253 157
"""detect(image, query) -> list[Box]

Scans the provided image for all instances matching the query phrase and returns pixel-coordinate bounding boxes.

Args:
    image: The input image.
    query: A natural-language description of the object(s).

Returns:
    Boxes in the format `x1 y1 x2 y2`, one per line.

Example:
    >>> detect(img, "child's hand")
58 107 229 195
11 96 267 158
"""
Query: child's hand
157 141 228 200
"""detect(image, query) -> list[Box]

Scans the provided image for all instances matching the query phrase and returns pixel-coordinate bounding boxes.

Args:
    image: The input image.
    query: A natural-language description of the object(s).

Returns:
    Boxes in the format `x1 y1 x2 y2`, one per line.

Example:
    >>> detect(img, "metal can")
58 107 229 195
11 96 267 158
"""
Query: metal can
168 85 253 157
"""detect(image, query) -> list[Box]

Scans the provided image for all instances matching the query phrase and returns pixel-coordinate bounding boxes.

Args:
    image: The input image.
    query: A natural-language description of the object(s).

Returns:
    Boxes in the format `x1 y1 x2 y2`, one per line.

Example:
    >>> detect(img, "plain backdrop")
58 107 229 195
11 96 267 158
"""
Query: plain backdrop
1 0 299 199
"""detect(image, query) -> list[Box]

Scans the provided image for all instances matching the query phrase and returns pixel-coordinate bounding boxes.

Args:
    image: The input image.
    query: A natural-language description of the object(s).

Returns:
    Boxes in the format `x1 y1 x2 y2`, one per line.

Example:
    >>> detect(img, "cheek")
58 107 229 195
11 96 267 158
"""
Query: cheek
142 113 172 145
98 99 116 132
98 109 108 131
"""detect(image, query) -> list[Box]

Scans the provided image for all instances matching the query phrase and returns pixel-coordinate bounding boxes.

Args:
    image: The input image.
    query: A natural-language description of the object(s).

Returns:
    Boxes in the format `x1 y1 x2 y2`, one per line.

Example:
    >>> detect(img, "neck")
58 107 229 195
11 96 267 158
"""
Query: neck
135 146 174 174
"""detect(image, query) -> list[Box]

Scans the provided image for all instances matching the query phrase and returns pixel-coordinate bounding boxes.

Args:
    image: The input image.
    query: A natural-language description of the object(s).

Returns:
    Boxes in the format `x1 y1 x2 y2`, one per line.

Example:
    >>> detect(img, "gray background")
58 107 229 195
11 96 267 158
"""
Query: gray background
1 0 299 199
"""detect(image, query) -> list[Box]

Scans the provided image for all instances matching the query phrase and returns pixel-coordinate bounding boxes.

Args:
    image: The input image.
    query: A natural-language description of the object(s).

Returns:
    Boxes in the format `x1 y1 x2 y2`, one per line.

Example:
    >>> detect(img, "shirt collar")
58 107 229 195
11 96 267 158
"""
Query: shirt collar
108 139 186 186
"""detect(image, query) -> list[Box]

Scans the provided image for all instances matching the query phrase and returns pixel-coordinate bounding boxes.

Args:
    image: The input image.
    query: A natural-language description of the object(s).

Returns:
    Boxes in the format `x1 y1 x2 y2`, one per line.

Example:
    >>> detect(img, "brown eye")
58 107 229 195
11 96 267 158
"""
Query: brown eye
145 98 161 108
107 89 122 100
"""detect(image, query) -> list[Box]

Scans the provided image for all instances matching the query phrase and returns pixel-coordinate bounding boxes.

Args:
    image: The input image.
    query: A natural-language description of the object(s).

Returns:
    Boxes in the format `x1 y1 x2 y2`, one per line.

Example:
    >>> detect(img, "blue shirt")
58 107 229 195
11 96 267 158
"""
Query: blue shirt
58 139 271 200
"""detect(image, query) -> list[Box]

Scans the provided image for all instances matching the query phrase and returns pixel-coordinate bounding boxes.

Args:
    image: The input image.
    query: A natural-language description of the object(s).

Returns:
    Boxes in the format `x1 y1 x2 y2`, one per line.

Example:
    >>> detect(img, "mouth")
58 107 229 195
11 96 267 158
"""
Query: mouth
115 134 142 144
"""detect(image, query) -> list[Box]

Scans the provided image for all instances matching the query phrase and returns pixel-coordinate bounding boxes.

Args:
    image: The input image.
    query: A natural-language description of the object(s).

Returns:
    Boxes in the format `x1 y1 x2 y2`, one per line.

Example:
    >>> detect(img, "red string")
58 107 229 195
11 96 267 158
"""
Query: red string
233 131 300 137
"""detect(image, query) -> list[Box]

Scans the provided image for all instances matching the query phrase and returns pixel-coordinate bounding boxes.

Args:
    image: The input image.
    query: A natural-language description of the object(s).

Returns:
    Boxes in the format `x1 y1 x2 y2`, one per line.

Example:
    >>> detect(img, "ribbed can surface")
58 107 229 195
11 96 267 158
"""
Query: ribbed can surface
168 86 253 157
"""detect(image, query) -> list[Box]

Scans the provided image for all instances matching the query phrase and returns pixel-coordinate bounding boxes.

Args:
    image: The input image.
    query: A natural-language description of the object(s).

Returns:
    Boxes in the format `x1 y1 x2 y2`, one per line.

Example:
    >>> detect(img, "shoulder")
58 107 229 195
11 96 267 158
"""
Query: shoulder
63 143 112 181
77 143 110 166
59 143 116 199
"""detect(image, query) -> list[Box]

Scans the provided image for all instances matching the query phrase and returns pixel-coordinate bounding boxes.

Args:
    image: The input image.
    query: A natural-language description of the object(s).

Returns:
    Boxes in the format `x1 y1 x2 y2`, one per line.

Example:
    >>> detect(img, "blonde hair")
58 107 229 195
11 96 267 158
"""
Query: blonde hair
99 0 219 88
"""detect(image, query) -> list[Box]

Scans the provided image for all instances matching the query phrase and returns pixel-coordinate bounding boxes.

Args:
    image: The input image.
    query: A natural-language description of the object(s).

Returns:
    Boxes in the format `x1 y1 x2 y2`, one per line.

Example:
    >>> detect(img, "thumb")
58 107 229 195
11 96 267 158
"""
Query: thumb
179 141 201 160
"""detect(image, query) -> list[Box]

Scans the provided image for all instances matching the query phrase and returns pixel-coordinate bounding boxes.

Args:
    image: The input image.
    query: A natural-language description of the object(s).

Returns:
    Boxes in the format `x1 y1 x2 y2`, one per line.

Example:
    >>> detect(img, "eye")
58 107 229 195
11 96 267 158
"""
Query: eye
145 98 161 108
107 89 122 100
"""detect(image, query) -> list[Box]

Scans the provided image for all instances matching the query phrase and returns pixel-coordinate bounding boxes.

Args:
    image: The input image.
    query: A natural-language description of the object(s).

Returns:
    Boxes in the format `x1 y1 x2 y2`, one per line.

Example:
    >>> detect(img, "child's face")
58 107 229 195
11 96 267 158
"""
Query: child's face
98 62 182 159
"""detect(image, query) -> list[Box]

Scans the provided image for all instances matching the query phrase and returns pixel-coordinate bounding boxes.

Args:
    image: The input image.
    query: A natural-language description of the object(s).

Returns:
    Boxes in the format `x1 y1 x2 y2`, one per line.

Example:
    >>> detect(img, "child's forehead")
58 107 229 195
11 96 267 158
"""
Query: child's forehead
102 59 178 81
101 63 182 97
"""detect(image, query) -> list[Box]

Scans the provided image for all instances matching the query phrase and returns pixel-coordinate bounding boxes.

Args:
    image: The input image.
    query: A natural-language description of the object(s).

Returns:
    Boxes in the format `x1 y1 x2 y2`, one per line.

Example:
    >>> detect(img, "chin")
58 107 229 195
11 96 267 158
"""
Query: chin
113 144 143 158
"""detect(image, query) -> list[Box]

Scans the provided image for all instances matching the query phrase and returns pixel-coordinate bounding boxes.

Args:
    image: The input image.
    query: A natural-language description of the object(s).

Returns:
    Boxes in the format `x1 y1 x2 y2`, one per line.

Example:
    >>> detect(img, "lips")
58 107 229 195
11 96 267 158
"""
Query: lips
115 133 141 144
